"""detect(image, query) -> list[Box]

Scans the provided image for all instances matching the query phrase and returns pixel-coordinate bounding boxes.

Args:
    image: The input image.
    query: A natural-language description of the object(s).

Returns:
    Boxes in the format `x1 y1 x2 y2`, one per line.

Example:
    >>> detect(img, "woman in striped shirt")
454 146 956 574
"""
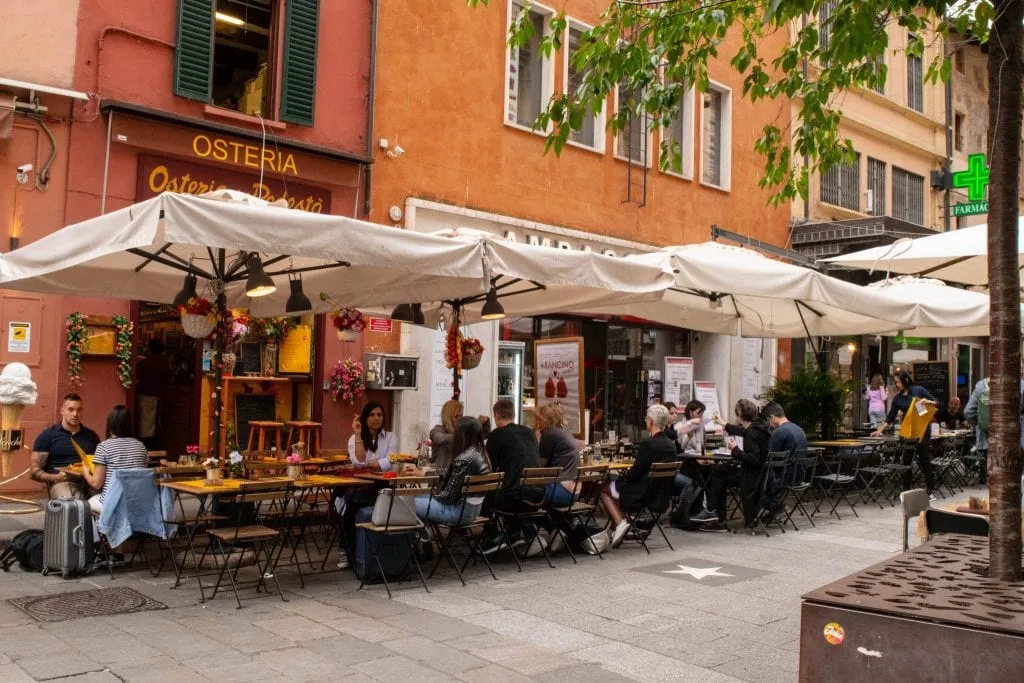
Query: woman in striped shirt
84 405 149 515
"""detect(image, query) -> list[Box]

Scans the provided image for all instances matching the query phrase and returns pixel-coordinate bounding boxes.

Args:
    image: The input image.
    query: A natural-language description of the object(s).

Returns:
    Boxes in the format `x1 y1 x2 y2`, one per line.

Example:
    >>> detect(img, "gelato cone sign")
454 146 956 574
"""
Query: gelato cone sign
0 362 37 477
534 337 584 437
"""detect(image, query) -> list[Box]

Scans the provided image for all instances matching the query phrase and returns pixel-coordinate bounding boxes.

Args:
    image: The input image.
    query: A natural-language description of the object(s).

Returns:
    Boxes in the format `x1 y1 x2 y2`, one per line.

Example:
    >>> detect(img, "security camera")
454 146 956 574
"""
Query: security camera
385 145 405 159
15 164 32 184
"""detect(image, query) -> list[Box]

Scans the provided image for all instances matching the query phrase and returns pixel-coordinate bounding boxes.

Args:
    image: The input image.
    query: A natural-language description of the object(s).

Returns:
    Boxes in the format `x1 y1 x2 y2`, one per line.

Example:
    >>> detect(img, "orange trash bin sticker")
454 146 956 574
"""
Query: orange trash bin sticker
823 622 845 646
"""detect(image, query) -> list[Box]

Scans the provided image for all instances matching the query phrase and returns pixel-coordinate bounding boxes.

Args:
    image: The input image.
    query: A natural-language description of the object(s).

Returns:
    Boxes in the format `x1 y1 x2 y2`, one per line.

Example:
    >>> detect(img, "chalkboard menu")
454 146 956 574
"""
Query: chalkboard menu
912 361 951 410
234 393 277 450
238 342 262 375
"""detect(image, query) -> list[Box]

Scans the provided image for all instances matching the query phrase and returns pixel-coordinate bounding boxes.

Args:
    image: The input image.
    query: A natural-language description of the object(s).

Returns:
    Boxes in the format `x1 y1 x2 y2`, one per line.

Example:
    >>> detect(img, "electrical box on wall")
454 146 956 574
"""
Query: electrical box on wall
364 353 419 390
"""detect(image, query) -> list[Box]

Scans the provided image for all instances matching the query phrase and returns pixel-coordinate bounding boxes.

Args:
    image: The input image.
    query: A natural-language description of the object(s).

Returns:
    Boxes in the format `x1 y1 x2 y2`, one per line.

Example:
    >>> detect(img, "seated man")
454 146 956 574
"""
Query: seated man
481 399 543 553
933 397 966 430
600 404 678 547
30 393 100 499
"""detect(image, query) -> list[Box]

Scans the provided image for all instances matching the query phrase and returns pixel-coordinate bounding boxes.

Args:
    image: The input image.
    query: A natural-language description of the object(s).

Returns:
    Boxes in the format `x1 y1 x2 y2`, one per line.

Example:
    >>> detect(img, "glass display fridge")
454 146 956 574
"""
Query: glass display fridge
497 341 526 424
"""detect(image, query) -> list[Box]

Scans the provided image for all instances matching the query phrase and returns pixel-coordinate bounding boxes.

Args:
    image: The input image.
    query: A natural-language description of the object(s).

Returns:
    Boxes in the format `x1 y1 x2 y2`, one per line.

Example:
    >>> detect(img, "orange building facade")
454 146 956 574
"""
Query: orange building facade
368 1 793 447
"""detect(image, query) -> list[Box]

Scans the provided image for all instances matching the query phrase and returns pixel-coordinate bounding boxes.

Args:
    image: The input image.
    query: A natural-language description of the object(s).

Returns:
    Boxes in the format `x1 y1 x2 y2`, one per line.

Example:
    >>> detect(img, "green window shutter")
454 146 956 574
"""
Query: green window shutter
174 0 214 102
280 0 320 126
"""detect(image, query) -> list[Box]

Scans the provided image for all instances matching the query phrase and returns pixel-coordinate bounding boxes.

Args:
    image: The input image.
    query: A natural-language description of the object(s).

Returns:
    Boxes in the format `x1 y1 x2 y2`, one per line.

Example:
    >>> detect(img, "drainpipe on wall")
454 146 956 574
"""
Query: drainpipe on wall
944 38 954 232
801 13 810 222
363 0 379 218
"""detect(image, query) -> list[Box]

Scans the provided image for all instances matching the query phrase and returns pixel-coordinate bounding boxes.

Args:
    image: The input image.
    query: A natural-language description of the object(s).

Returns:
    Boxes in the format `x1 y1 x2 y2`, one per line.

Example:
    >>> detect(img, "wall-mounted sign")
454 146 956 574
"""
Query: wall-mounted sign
6 322 30 353
368 317 393 333
952 153 989 217
137 155 331 213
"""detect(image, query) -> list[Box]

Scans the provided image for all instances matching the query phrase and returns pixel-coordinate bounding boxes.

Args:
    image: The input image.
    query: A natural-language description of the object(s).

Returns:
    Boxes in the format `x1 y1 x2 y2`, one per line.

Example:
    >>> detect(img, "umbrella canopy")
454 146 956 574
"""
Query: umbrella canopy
410 228 676 324
821 220 1024 286
575 242 919 338
0 191 490 314
866 277 994 337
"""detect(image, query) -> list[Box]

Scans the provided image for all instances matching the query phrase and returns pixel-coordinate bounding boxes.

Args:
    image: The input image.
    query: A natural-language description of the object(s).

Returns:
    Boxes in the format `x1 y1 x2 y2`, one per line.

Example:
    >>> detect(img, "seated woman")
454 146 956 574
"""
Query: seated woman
416 417 491 525
535 403 580 508
691 399 772 531
600 404 678 547
430 400 491 474
673 400 707 454
83 405 149 516
336 401 399 569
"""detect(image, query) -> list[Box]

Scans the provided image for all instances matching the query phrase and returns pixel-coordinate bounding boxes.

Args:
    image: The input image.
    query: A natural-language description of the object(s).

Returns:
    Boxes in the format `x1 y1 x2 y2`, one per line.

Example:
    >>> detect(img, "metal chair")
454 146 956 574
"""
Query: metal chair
778 450 819 530
617 461 679 553
551 464 610 558
426 472 504 585
813 446 864 519
899 488 930 551
747 451 791 536
492 467 563 570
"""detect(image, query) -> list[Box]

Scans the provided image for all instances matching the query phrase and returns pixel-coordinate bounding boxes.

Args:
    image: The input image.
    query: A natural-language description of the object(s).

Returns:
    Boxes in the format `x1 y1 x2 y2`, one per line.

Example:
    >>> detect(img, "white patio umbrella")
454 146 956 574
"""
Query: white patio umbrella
821 219 1024 286
574 242 918 338
411 228 676 325
866 276 995 337
0 190 493 456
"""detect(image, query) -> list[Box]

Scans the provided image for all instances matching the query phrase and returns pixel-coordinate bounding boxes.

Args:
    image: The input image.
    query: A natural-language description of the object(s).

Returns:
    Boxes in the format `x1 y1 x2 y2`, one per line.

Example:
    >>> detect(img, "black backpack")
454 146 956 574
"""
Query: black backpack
0 529 45 573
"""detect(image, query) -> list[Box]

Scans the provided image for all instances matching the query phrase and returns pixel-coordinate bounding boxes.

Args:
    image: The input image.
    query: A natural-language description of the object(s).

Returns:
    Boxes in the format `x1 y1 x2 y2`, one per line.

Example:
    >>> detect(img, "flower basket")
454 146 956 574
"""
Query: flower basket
336 329 360 343
204 468 222 486
461 350 482 369
182 313 215 339
286 464 306 480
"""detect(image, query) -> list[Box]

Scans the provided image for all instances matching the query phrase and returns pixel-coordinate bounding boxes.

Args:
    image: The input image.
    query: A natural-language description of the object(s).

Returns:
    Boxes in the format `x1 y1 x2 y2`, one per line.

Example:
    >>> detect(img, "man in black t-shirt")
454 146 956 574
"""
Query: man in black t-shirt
30 393 101 499
481 400 542 553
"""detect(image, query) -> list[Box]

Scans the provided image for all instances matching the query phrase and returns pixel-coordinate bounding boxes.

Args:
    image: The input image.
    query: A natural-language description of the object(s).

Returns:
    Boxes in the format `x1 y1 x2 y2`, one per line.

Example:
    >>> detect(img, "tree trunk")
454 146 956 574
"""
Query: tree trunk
986 0 1024 581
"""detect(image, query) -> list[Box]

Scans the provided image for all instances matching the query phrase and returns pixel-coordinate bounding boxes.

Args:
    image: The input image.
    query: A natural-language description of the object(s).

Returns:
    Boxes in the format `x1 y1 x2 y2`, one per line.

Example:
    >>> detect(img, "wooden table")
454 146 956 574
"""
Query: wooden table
809 440 866 449
292 474 366 488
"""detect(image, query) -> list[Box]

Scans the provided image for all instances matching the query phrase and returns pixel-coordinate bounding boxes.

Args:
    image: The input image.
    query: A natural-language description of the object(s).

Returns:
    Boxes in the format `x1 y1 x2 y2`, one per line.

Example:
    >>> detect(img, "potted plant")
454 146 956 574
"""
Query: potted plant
762 362 855 439
329 359 366 404
227 451 244 478
202 456 222 485
285 453 306 480
178 297 217 339
331 308 366 342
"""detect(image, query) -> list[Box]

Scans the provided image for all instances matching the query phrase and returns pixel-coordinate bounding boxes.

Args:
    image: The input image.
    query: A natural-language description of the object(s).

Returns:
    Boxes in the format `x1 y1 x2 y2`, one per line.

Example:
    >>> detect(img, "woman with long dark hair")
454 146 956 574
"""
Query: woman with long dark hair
83 405 148 515
871 370 937 495
415 416 491 525
348 401 399 471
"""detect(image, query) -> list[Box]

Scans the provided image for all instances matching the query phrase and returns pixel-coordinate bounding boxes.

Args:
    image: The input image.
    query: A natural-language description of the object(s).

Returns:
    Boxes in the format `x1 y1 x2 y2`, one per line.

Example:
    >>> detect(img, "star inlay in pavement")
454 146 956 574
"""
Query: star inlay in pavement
662 564 735 580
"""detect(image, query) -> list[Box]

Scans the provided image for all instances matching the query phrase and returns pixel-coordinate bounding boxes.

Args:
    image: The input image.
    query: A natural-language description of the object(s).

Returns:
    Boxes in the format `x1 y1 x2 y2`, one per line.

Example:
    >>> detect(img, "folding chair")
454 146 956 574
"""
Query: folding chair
813 446 864 519
427 472 504 585
932 437 968 497
551 464 609 558
153 467 227 587
355 476 436 599
746 451 790 536
899 488 930 552
617 461 679 553
925 508 989 539
199 481 292 608
492 467 562 571
92 469 169 579
852 443 890 510
778 451 818 530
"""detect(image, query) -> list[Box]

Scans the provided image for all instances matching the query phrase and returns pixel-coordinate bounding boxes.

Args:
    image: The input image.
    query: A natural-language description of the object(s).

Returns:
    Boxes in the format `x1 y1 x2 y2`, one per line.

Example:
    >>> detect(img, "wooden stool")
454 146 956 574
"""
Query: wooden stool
247 421 284 452
286 421 322 457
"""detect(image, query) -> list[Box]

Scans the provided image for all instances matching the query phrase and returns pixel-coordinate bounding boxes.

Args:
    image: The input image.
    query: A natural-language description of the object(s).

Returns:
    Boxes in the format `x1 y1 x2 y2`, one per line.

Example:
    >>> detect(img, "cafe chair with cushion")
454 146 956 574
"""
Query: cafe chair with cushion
492 467 563 571
899 488 930 552
618 461 679 554
356 476 436 599
924 508 990 540
199 481 292 609
426 472 504 585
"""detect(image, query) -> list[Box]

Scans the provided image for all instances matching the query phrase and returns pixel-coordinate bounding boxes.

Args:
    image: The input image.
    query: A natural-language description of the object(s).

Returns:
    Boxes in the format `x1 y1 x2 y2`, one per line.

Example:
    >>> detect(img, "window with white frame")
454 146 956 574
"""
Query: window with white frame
506 3 551 130
564 23 604 151
615 80 648 164
663 80 694 178
700 85 731 188
820 153 861 211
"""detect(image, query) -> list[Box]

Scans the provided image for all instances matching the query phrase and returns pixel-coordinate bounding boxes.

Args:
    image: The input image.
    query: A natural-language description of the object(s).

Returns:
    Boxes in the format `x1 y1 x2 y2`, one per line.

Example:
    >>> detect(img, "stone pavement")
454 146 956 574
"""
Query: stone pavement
0 486 984 682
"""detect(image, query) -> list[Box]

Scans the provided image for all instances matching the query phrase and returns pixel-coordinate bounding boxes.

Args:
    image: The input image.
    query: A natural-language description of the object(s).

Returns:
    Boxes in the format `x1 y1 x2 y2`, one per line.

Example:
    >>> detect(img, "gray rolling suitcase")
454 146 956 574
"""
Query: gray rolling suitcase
43 498 94 578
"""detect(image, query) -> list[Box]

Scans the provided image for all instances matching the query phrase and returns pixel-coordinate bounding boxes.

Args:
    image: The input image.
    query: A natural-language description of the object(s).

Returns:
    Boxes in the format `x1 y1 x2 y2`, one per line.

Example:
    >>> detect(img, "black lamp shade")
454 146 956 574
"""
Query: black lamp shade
480 287 505 320
172 273 198 307
285 278 312 314
245 254 276 298
411 303 425 325
391 304 415 322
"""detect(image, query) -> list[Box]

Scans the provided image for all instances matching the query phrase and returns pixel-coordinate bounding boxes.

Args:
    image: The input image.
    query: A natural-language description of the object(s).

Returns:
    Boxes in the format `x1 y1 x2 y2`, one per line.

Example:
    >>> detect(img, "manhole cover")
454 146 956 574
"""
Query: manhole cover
9 587 166 622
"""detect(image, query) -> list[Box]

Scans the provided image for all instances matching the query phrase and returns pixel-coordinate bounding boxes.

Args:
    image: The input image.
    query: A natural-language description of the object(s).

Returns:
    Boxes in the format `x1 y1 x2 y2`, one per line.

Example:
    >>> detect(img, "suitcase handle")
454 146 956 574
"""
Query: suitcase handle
72 524 84 547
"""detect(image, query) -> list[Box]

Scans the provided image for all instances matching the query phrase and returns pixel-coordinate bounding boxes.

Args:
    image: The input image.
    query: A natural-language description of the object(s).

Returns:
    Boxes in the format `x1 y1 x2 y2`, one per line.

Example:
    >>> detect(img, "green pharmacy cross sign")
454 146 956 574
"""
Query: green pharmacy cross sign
952 153 990 218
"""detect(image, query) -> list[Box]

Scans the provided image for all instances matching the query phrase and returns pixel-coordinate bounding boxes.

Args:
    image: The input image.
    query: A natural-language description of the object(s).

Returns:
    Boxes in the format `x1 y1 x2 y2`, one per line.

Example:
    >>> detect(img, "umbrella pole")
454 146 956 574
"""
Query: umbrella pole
212 290 227 459
451 303 461 402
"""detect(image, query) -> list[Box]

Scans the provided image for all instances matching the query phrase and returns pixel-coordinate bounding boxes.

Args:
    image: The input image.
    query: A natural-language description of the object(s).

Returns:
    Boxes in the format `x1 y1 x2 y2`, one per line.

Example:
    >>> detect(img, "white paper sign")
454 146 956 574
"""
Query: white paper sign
741 338 762 399
664 356 694 406
694 381 722 422
429 330 465 428
535 338 583 436
7 322 30 353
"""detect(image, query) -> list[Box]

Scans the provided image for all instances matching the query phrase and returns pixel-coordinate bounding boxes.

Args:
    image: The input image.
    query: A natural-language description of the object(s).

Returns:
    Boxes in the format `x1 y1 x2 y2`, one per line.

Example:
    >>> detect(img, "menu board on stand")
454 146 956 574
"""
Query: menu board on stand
534 337 585 437
664 357 694 406
694 381 723 422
